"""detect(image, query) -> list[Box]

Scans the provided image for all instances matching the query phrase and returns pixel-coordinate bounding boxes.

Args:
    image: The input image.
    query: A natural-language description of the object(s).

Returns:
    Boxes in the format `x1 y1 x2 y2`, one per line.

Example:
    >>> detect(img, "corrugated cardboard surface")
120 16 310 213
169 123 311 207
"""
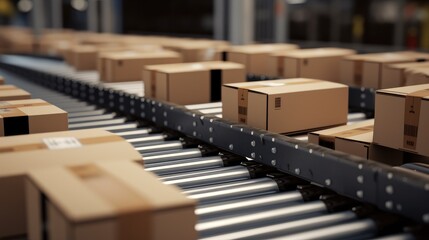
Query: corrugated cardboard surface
0 129 142 238
382 62 429 88
0 85 31 101
27 161 196 240
374 84 429 158
0 99 68 136
222 78 348 133
281 48 356 82
0 76 4 85
101 51 182 82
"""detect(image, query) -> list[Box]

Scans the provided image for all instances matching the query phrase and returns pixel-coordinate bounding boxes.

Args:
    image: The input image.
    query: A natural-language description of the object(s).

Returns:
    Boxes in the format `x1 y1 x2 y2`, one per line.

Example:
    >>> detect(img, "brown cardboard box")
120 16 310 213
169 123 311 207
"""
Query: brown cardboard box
281 48 356 82
308 119 403 165
226 44 299 76
374 84 429 158
0 85 31 101
341 52 429 88
143 61 245 104
382 62 429 88
0 99 68 136
267 50 302 77
97 45 164 80
405 67 429 86
0 75 4 85
26 161 197 240
0 129 142 238
100 51 182 82
71 45 99 70
164 40 230 62
222 78 348 133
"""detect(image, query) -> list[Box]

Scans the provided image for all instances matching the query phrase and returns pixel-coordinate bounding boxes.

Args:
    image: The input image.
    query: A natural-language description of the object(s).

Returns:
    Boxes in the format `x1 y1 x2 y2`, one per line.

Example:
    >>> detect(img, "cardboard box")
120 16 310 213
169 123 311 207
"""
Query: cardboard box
0 85 31 101
382 62 429 88
0 129 142 238
164 40 230 62
100 51 182 82
143 61 245 104
97 45 164 80
222 78 348 133
0 99 68 136
226 44 299 76
0 75 4 85
281 48 356 83
341 52 429 88
26 161 197 240
308 119 403 165
405 67 429 86
374 84 429 158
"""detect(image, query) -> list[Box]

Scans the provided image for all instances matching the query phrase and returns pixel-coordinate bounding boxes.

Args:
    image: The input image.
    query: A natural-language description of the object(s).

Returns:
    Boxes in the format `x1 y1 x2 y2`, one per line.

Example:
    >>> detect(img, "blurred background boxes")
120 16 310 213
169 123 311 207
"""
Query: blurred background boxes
225 43 298 76
99 51 182 82
280 48 356 82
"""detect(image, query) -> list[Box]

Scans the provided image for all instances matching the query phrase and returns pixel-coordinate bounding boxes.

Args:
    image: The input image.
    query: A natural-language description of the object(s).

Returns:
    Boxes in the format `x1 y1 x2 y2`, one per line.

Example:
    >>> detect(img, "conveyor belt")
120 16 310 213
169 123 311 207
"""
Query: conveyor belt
0 55 428 239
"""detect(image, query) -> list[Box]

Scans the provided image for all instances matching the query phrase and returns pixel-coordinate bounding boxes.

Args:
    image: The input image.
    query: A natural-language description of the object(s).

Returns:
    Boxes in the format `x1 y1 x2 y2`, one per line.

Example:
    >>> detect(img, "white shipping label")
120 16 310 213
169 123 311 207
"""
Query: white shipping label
43 137 82 150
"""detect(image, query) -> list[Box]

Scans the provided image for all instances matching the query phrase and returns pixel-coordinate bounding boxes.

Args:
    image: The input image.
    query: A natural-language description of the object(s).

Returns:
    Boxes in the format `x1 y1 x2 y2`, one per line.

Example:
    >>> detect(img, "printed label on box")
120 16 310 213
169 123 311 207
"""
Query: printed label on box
43 137 82 150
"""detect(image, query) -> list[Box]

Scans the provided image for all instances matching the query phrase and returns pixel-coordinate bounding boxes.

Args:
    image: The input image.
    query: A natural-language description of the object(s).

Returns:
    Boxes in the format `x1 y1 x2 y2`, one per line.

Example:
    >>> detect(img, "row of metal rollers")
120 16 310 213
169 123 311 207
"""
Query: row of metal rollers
0 61 423 240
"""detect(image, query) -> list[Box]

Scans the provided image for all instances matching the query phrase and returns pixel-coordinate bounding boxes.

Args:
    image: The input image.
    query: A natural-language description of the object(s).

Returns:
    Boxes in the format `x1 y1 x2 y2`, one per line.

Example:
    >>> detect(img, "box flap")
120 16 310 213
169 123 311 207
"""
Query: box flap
377 84 429 99
224 78 347 95
104 50 180 60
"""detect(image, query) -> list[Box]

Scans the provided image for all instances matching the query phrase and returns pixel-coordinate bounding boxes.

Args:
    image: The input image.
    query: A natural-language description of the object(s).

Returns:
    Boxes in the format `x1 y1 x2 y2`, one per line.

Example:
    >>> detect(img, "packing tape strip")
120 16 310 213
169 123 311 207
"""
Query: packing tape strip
403 89 429 150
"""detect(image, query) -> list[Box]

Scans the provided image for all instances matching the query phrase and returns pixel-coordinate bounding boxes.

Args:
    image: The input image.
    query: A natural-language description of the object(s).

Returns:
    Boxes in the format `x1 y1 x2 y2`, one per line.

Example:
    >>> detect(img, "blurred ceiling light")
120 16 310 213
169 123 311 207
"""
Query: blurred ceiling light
17 0 33 12
71 0 88 11
287 0 307 4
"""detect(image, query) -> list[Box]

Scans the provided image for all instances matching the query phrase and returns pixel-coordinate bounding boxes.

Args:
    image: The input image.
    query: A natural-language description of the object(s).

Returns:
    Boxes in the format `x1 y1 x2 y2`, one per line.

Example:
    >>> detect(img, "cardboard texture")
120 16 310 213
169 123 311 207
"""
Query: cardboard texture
382 62 429 88
222 78 348 133
99 51 182 82
0 99 68 136
405 67 429 86
0 75 4 85
0 129 142 238
0 85 31 101
308 119 403 165
374 84 429 158
26 161 197 240
279 48 356 83
143 61 245 105
226 44 299 76
341 52 429 88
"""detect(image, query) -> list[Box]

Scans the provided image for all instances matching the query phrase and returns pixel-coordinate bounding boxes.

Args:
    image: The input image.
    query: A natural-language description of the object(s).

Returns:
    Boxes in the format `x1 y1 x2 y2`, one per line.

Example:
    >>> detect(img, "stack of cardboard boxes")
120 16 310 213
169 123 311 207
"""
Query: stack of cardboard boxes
0 75 197 239
308 83 429 166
